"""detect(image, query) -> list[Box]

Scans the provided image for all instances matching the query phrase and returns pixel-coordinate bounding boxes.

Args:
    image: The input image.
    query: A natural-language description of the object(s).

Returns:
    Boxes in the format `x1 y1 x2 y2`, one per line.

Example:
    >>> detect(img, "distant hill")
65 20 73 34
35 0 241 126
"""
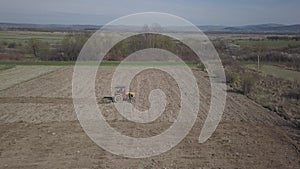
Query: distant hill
0 22 300 33
0 23 101 31
223 24 300 33
197 25 227 32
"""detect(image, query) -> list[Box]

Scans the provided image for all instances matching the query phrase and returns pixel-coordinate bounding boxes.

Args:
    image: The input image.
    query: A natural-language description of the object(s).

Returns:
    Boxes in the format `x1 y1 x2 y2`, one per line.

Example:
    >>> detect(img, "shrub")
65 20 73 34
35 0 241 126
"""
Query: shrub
196 62 205 71
0 44 4 52
232 73 240 87
226 71 241 92
286 86 300 100
26 39 50 59
241 73 258 95
7 42 17 48
56 33 88 61
2 41 8 46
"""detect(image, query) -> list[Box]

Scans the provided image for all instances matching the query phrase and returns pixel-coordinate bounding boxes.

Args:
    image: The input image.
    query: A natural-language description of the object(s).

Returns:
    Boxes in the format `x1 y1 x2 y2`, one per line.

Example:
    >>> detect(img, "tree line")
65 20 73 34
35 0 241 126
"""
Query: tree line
25 33 90 61
25 33 199 62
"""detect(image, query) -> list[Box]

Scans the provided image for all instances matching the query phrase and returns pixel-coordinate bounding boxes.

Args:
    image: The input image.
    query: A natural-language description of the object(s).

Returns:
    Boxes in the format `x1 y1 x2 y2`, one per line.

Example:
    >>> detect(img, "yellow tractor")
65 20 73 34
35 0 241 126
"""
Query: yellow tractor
102 86 135 103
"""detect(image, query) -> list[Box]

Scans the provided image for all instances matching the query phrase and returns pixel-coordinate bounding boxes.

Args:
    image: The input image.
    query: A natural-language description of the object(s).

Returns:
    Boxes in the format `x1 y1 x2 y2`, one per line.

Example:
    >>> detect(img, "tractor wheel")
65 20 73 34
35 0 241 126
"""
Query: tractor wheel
130 97 136 104
114 95 123 103
102 97 112 103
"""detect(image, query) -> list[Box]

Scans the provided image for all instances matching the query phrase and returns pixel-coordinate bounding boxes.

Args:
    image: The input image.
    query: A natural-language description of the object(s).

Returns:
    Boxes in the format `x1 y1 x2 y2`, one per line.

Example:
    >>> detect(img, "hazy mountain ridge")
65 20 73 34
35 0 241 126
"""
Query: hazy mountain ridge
223 24 300 33
0 23 101 30
0 22 299 33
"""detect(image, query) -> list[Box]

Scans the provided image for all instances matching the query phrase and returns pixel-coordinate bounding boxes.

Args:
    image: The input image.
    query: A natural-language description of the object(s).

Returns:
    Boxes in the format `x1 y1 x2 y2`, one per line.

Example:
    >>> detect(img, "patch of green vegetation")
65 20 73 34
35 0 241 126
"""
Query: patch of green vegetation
0 61 75 66
0 61 198 67
0 64 16 71
115 61 197 66
23 54 34 58
234 40 300 49
244 63 300 82
0 31 66 46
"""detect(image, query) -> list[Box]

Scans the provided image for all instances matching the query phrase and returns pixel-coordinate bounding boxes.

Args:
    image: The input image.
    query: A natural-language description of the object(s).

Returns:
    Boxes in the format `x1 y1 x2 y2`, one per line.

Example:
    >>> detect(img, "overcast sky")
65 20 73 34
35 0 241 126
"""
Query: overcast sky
0 0 299 26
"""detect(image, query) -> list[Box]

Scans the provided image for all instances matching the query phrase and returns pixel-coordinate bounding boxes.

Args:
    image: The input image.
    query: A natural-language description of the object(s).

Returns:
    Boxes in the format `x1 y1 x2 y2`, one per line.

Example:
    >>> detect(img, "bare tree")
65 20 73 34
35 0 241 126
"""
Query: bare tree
26 38 50 59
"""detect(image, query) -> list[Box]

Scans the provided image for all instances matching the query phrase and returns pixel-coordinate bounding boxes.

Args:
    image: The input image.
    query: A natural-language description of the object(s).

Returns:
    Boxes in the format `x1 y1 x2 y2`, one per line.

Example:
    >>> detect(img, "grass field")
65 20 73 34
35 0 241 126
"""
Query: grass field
0 64 15 71
0 61 199 67
0 30 67 45
244 63 300 82
234 40 300 49
0 61 76 66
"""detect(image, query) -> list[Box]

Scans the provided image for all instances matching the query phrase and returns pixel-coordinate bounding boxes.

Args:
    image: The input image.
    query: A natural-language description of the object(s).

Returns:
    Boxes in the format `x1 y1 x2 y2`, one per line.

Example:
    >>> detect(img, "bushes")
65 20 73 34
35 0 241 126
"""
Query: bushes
7 42 17 48
226 72 240 88
26 39 50 59
213 39 227 52
196 62 205 71
2 41 8 46
22 34 89 61
241 73 258 95
55 33 88 61
0 43 4 52
226 69 258 96
286 86 300 100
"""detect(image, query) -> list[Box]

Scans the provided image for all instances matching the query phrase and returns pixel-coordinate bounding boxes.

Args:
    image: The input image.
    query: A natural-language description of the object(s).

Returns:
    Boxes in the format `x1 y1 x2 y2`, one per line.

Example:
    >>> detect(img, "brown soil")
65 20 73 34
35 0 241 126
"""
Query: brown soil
0 66 299 169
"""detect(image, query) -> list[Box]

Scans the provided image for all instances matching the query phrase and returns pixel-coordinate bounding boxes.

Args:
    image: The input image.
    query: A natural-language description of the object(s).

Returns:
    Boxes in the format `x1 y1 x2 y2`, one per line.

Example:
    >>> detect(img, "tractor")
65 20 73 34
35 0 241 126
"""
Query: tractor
102 86 135 103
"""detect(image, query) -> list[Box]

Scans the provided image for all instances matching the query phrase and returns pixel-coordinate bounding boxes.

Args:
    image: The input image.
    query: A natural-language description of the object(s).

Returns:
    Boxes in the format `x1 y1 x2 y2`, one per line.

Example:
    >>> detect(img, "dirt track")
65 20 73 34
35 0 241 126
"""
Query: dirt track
0 66 299 168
